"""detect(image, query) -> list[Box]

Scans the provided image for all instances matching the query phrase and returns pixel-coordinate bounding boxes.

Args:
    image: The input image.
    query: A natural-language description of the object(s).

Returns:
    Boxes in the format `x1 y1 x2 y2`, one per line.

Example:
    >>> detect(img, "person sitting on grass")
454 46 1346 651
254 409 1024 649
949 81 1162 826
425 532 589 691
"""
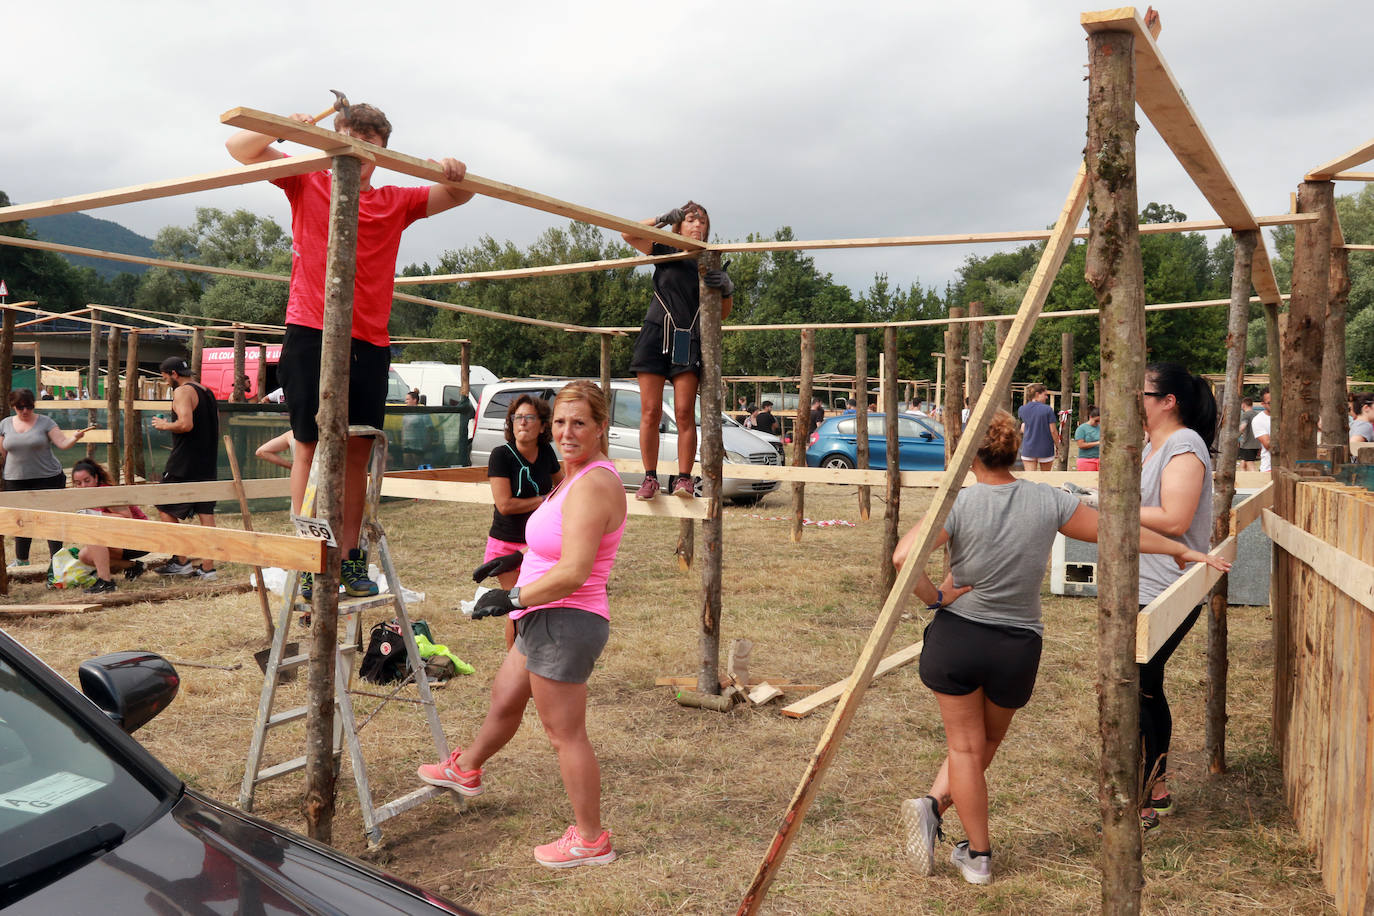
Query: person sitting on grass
892 409 1230 886
70 458 151 595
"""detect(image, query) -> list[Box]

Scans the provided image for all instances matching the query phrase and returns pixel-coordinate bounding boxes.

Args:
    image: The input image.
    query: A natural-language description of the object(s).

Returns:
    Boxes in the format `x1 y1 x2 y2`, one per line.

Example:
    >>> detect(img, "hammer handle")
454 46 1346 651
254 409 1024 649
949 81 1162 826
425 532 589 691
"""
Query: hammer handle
275 104 340 143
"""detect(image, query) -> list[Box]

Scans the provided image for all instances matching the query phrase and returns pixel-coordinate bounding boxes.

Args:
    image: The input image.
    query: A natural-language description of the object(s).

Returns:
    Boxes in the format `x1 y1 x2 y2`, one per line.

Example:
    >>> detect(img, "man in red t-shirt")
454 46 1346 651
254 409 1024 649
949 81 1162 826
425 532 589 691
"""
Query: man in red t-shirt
227 103 473 597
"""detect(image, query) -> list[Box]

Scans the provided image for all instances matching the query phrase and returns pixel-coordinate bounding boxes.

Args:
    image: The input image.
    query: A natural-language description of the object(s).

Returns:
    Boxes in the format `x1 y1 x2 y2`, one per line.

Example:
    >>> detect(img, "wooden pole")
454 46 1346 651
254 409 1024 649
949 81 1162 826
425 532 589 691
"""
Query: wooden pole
1320 243 1351 451
0 309 11 592
190 327 205 379
1264 303 1282 438
966 300 985 413
304 152 361 844
87 311 100 458
855 334 871 521
696 250 725 695
599 334 612 398
1056 332 1074 470
459 340 471 399
1086 26 1144 913
231 329 247 403
33 339 41 397
791 330 815 543
105 329 121 483
944 307 965 459
224 435 276 641
1281 181 1332 468
1079 370 1091 422
881 327 900 594
1207 229 1256 775
255 344 268 402
994 320 1011 412
122 332 139 484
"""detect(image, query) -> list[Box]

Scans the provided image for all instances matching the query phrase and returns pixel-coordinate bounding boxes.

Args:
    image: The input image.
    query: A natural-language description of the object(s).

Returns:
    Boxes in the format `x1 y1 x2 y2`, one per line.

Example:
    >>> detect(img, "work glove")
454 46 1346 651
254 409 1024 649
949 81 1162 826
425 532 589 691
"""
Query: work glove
472 550 524 583
471 589 517 620
704 267 734 298
654 205 688 228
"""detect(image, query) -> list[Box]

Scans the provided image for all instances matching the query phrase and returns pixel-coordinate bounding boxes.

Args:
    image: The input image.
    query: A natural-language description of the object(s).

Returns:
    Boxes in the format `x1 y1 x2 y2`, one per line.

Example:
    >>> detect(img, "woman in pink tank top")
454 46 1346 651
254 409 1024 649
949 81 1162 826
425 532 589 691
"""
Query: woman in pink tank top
418 381 628 869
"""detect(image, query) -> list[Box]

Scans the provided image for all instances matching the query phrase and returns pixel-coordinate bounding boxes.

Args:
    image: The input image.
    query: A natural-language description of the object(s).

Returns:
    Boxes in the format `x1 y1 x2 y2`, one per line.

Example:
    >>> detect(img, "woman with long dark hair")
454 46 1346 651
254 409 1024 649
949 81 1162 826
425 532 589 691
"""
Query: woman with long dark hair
1 388 93 573
69 457 151 593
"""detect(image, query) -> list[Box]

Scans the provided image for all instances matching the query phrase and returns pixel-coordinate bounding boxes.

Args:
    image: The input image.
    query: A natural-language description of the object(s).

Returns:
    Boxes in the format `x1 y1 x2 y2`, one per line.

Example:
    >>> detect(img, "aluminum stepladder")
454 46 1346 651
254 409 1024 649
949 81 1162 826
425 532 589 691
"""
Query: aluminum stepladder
238 425 450 844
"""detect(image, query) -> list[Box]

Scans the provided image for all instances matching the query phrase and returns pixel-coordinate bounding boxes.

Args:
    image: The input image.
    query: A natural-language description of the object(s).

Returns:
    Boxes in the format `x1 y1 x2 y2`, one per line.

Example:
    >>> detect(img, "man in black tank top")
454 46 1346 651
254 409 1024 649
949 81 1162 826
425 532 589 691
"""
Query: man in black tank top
151 357 220 578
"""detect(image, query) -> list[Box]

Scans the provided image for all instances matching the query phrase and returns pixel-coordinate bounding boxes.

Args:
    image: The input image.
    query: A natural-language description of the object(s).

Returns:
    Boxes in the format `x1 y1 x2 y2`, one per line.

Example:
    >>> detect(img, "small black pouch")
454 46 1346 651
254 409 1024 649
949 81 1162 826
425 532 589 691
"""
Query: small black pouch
671 328 692 365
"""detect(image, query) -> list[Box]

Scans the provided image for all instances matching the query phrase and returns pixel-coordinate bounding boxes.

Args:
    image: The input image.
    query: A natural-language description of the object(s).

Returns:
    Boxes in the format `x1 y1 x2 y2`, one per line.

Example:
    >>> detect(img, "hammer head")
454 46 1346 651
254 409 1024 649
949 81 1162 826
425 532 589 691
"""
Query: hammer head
330 89 350 121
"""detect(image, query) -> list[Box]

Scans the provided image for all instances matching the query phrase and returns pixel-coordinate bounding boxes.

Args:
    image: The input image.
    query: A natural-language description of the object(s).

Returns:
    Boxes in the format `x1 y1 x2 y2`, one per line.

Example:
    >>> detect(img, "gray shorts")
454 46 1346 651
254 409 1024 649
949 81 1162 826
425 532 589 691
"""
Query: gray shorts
514 607 609 683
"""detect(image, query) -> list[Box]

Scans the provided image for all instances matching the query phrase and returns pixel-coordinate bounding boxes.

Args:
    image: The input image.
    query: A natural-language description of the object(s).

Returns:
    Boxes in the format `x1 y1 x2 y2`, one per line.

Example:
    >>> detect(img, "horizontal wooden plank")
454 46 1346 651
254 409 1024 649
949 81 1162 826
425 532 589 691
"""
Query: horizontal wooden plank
0 507 322 572
377 475 708 519
1231 481 1275 533
0 478 292 511
83 430 114 445
780 641 924 718
1262 508 1374 612
0 154 336 223
222 108 700 252
1307 137 1374 180
40 399 171 411
0 235 286 283
395 251 696 285
1331 171 1374 182
1135 536 1237 662
384 467 489 482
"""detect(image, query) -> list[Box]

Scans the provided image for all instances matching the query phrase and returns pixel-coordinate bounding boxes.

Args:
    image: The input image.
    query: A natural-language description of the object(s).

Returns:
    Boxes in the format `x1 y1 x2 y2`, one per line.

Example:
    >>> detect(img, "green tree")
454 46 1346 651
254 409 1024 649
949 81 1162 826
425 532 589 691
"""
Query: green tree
0 190 89 312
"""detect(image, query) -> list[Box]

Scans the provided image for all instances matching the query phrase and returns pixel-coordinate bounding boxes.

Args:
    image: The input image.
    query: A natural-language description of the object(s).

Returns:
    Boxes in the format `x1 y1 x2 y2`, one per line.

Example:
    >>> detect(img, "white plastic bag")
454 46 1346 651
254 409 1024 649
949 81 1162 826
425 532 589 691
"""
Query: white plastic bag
50 547 97 589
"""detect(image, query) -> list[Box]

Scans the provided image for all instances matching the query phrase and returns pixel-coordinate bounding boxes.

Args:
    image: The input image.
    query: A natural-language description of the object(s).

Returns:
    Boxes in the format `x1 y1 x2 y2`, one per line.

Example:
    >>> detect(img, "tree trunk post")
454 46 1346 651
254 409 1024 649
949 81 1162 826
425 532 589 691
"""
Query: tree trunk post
304 153 361 844
122 332 139 484
1056 332 1074 470
0 310 13 422
231 329 247 403
881 327 900 594
599 334 612 398
1281 181 1332 468
994 319 1012 412
791 330 815 543
256 344 268 403
33 340 41 397
1086 25 1145 913
1264 304 1282 438
460 340 471 399
1207 229 1256 775
696 251 725 695
105 329 121 482
190 326 205 379
966 300 985 412
1320 243 1351 450
87 312 100 458
944 307 965 460
855 334 871 521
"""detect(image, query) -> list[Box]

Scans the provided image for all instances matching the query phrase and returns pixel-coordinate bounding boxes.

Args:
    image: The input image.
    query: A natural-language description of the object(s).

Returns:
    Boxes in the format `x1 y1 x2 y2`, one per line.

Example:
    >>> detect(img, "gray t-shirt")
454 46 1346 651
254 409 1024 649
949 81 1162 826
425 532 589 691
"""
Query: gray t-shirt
1351 419 1374 442
1139 428 1213 604
942 478 1082 635
1 414 62 480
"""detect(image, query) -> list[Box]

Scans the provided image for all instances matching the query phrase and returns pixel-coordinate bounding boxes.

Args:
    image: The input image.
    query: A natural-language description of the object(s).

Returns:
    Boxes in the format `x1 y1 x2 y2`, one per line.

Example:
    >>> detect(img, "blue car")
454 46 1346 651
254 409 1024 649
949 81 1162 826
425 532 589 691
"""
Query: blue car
806 412 946 470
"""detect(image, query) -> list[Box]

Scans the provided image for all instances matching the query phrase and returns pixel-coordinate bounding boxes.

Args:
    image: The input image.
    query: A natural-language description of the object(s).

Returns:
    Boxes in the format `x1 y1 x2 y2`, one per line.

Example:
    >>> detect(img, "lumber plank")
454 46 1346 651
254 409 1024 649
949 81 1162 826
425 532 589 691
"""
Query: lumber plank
1332 172 1374 182
0 604 102 618
42 399 170 411
1080 9 1282 305
780 642 924 718
384 467 490 482
0 478 292 511
1261 508 1374 611
1231 481 1275 533
377 476 708 519
1307 137 1374 180
0 507 322 572
0 235 286 283
0 154 336 223
1135 537 1237 663
394 250 696 285
222 108 701 251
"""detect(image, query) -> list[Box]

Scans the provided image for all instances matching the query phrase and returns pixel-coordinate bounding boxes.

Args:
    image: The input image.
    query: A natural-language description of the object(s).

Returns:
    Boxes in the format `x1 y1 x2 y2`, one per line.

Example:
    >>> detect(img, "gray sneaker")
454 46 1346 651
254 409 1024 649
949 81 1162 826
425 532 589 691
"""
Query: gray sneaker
900 796 943 875
950 841 993 885
193 567 219 581
153 560 194 576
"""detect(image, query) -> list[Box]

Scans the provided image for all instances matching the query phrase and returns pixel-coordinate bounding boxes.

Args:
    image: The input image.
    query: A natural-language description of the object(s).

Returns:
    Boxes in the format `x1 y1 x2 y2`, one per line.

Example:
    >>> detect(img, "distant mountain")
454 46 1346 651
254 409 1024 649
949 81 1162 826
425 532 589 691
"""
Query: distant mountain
27 212 155 280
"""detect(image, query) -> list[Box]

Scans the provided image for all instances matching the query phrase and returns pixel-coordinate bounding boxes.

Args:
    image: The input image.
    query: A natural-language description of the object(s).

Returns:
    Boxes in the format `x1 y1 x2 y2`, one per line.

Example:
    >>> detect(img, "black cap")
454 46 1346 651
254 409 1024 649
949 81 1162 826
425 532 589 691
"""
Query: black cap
159 356 192 375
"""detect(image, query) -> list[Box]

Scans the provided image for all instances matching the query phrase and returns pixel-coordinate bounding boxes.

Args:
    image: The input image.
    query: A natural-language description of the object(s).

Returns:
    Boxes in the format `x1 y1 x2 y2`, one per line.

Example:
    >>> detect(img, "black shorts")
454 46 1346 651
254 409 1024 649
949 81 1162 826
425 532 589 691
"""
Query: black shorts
628 320 700 379
278 324 390 442
155 473 217 519
1237 447 1260 461
919 609 1043 709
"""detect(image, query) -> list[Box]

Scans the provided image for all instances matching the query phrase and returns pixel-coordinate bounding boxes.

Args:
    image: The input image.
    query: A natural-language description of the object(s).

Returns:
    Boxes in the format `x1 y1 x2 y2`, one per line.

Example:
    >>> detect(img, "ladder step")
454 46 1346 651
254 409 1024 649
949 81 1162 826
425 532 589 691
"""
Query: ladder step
373 784 453 824
278 644 357 672
292 593 398 615
254 755 307 783
266 705 308 728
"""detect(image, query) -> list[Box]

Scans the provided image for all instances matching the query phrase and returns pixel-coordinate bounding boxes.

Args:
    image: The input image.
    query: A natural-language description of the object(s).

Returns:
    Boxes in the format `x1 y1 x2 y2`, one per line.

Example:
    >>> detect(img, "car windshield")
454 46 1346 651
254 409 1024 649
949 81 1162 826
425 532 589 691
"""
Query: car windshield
0 646 171 899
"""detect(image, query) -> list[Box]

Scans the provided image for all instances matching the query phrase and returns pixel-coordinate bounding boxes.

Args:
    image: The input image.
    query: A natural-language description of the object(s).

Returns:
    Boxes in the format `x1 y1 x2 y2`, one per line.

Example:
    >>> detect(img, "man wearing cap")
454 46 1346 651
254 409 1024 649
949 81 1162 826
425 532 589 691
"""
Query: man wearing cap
150 357 219 579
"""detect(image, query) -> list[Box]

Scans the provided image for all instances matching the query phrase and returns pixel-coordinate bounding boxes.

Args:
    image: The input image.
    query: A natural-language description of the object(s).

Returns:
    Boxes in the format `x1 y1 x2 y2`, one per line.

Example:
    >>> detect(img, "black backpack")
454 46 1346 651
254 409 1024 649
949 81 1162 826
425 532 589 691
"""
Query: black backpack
359 621 408 684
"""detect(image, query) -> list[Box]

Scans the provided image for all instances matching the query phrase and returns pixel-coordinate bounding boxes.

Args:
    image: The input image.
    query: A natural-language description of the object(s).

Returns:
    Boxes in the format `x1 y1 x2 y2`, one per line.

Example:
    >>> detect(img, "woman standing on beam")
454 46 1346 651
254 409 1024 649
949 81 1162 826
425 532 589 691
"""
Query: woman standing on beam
1135 362 1217 830
621 202 733 499
892 410 1227 884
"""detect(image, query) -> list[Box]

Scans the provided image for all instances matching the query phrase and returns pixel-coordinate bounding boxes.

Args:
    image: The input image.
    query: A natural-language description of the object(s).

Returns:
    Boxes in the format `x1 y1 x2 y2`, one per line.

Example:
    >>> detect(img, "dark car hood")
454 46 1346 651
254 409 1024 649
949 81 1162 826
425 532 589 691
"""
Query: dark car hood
7 789 471 915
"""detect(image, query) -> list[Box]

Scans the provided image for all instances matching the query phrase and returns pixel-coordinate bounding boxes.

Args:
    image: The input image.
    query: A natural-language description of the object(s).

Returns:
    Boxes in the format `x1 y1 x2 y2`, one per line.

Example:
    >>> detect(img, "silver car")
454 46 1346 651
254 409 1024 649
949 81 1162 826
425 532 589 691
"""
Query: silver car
470 379 780 505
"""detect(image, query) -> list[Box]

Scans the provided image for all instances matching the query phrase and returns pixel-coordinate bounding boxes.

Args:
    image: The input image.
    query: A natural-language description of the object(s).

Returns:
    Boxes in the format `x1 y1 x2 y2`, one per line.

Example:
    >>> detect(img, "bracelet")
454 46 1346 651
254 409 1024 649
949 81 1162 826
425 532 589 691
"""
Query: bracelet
926 588 944 610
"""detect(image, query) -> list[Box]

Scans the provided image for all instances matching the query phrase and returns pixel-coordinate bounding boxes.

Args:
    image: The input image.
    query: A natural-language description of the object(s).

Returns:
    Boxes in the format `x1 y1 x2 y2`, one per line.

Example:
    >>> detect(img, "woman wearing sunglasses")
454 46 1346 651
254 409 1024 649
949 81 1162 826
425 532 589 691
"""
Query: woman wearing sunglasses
1 388 94 574
485 394 563 647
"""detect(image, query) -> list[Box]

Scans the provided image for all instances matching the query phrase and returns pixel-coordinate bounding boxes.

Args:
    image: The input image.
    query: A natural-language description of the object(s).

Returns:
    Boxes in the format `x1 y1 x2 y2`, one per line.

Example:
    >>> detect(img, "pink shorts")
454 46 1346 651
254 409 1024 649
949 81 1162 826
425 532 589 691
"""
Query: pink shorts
1076 458 1100 471
484 537 526 563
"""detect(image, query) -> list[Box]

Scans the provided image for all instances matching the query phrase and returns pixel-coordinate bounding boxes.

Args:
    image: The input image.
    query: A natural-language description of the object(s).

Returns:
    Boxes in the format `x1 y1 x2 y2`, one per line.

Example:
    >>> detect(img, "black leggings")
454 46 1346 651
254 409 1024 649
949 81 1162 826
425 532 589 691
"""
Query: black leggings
4 472 67 564
1138 603 1202 792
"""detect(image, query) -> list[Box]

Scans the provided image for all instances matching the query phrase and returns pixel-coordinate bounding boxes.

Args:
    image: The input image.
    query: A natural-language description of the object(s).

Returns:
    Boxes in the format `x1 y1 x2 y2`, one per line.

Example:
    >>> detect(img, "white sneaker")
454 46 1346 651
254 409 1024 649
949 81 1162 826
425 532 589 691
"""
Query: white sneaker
900 796 943 876
950 841 992 885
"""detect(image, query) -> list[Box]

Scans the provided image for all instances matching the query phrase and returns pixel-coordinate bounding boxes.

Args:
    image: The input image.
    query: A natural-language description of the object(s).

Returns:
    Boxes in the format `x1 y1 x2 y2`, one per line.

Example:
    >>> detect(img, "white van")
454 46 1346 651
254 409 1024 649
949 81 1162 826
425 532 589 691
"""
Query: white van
391 362 498 408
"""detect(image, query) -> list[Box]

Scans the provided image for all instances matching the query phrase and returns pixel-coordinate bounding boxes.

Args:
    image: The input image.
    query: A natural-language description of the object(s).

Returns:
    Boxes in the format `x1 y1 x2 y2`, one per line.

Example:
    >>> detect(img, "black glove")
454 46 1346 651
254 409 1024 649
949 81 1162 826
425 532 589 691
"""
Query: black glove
472 550 524 583
654 205 688 228
704 268 734 298
471 589 517 620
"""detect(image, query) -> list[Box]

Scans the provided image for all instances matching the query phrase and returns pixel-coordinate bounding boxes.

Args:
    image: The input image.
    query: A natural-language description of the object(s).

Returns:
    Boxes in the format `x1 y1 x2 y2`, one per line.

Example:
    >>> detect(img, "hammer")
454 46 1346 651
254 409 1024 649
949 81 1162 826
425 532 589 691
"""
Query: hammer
276 89 350 143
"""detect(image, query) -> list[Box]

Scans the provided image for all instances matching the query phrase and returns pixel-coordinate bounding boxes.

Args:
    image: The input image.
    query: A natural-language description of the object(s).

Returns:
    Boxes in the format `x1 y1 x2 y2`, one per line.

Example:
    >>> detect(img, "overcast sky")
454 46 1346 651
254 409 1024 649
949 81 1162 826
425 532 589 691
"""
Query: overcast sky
7 1 1370 299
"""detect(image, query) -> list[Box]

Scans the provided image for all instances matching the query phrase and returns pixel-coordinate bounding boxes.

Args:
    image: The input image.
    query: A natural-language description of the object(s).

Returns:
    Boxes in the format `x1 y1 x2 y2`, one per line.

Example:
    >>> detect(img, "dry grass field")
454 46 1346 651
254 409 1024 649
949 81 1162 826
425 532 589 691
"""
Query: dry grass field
5 485 1334 914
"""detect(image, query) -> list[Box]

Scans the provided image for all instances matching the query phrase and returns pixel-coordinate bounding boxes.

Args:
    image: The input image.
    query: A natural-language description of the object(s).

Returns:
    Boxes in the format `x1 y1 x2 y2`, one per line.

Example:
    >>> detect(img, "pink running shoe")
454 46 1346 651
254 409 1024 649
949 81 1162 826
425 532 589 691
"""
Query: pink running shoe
634 476 660 501
533 824 617 869
671 476 695 497
416 748 484 797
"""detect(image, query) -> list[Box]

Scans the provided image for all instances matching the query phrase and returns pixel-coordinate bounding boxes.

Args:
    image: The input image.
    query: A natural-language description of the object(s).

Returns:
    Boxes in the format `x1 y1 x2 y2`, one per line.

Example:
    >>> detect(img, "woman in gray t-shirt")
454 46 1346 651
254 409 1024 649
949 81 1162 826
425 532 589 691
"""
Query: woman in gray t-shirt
893 410 1226 884
0 388 93 568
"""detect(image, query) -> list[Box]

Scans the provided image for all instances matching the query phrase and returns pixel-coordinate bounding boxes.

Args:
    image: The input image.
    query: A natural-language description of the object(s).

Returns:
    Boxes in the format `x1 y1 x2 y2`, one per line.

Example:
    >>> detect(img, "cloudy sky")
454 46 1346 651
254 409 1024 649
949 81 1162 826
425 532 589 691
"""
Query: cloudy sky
7 1 1370 298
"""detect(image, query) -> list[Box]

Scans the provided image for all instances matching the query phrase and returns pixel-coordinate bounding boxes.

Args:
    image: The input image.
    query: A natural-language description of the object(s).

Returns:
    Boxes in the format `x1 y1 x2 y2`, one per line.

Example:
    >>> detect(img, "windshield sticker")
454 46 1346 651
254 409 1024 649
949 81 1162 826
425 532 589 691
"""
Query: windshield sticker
0 772 105 815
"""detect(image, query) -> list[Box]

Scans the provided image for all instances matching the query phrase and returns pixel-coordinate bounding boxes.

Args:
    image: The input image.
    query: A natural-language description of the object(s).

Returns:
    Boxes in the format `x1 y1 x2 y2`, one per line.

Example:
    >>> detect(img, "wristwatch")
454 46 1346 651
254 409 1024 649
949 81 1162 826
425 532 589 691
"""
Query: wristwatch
508 586 525 609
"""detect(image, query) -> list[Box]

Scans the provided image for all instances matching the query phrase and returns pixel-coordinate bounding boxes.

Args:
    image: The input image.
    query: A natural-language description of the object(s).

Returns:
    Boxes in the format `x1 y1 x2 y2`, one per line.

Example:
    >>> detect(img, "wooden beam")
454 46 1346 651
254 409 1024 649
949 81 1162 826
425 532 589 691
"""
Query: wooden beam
377 475 709 519
0 236 285 284
392 289 607 335
1262 508 1374 612
44 399 170 411
222 108 700 252
1135 536 1238 662
0 154 335 223
0 507 323 571
1080 8 1282 305
393 250 696 285
1307 137 1374 180
0 478 291 510
779 642 924 718
1330 171 1374 182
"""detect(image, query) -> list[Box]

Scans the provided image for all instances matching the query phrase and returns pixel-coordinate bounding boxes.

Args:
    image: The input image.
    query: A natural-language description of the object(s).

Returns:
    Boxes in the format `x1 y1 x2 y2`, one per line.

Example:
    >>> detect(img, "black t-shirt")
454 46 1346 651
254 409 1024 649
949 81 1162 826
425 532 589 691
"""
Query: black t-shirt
487 441 561 542
646 242 702 337
810 406 825 428
755 411 779 436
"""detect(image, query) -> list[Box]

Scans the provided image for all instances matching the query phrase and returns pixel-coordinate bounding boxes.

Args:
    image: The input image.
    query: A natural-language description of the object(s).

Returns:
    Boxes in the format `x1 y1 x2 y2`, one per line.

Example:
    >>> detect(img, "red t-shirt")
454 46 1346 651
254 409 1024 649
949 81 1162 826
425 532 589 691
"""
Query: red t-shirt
271 169 431 347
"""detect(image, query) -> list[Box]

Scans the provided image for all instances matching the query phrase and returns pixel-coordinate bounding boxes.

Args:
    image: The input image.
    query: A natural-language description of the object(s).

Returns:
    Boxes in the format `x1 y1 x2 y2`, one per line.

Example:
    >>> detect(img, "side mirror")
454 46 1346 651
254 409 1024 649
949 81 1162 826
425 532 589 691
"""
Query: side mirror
79 652 180 734
921 432 934 441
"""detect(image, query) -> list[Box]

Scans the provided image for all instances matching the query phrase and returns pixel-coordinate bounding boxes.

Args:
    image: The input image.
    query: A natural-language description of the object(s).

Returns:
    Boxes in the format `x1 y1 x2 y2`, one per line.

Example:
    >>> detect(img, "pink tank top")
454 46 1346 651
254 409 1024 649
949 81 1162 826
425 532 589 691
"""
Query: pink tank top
512 460 625 621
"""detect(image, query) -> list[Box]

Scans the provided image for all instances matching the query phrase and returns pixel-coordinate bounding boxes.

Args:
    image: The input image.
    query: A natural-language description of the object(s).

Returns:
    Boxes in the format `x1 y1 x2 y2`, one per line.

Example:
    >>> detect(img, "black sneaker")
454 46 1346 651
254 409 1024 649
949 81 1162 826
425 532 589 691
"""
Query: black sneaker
123 560 146 581
84 578 117 595
341 550 378 597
